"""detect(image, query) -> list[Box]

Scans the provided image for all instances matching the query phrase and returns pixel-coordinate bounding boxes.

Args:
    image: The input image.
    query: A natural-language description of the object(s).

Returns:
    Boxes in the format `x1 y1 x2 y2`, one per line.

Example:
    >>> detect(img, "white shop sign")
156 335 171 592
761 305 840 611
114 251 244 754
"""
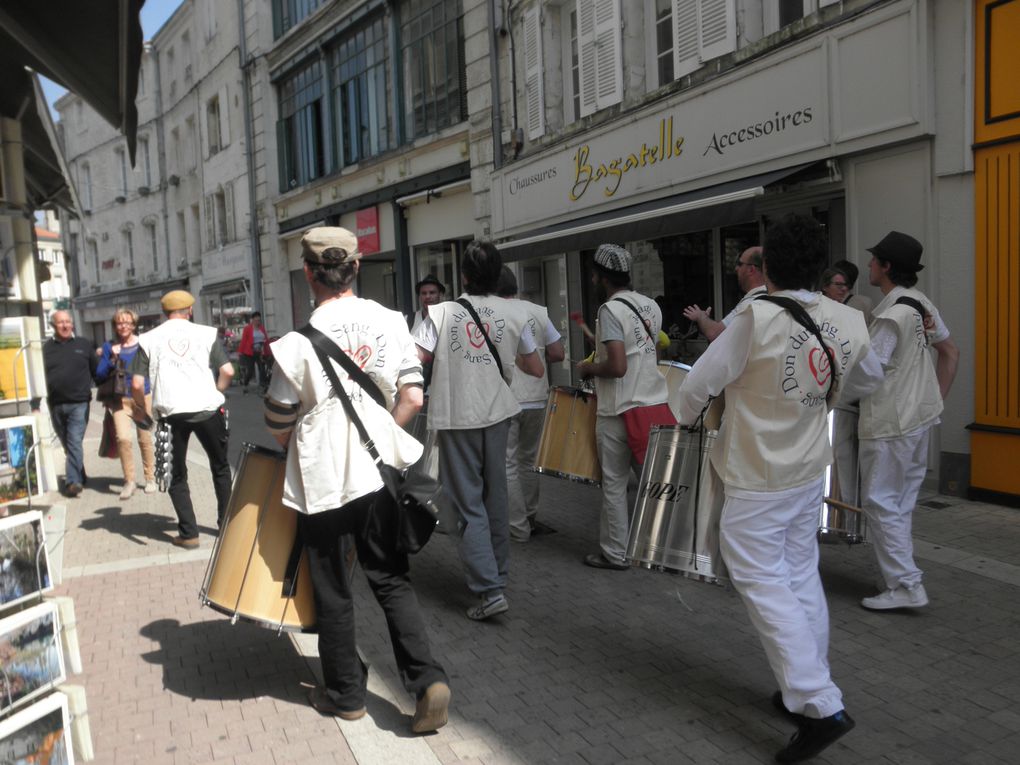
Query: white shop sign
202 242 248 283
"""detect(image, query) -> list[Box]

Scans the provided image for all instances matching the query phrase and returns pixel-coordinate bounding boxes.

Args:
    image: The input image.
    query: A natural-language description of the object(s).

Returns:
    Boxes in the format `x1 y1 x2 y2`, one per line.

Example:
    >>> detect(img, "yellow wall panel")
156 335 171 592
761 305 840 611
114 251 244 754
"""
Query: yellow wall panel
976 0 1020 145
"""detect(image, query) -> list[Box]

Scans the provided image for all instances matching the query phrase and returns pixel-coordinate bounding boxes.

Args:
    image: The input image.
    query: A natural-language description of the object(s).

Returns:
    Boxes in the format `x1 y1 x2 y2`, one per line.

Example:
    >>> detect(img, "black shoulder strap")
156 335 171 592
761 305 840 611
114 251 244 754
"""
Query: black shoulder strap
894 295 929 322
297 324 387 409
456 298 506 381
755 294 837 402
612 297 655 342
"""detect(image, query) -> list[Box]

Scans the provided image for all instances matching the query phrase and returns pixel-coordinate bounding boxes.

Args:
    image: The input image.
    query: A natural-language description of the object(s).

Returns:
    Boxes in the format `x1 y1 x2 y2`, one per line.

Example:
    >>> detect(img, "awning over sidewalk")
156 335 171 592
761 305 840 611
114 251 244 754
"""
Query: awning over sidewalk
496 164 813 261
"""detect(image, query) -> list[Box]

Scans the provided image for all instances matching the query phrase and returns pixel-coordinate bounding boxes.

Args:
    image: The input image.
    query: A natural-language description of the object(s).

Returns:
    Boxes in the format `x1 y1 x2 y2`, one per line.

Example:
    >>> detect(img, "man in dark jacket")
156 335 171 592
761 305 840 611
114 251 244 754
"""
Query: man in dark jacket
43 311 97 497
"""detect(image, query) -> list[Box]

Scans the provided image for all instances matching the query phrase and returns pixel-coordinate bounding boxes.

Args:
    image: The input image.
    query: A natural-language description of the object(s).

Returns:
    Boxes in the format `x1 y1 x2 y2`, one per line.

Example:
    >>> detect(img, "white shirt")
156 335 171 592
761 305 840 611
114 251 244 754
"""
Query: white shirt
721 285 768 327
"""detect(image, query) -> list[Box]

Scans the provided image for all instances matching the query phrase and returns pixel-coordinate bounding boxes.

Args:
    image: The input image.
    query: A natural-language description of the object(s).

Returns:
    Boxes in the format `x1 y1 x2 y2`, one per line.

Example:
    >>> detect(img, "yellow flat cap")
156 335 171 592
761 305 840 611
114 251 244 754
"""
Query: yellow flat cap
161 289 195 312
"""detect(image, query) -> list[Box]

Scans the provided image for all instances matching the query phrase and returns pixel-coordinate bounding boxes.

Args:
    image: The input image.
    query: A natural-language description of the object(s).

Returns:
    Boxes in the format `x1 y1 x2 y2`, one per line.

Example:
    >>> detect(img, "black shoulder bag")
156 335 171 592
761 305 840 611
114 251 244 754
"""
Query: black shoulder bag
298 325 443 554
456 298 506 382
756 294 838 403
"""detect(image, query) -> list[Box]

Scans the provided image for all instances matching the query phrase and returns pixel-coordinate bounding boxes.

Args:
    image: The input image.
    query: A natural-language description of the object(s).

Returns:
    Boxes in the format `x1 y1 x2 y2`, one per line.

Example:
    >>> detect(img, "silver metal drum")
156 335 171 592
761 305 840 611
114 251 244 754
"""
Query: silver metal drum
626 425 728 584
818 410 868 545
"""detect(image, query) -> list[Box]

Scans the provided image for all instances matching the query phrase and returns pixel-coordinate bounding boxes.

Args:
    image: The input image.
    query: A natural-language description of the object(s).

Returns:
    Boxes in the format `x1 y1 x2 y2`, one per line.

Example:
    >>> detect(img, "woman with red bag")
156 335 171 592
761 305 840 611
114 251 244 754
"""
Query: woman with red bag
237 311 269 394
96 308 156 499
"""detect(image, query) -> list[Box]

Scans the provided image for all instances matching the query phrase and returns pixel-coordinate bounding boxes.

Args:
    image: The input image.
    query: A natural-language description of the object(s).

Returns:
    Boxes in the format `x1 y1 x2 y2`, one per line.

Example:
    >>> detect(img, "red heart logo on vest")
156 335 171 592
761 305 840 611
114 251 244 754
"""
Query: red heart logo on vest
809 346 832 386
466 322 490 349
168 337 190 356
344 345 372 370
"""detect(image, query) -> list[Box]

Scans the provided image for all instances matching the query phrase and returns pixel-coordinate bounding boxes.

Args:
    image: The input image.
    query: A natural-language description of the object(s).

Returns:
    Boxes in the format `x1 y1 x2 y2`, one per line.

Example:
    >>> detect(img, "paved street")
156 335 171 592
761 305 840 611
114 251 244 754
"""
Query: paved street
38 386 1020 764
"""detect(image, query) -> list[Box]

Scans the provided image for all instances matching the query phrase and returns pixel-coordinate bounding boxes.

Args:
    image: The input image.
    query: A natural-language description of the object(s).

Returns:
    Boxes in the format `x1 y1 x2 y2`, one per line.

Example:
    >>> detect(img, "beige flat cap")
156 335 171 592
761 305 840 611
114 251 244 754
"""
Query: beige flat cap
301 226 361 264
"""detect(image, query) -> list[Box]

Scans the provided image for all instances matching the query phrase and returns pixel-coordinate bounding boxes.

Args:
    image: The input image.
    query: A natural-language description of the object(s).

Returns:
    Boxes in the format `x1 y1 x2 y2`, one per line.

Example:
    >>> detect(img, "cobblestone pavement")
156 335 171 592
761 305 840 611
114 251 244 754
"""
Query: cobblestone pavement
41 387 1020 764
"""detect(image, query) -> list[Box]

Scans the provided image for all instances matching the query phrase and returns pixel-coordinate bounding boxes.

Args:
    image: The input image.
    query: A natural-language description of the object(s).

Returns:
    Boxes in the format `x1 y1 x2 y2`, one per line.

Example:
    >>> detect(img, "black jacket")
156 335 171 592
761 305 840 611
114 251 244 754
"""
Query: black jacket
43 336 97 404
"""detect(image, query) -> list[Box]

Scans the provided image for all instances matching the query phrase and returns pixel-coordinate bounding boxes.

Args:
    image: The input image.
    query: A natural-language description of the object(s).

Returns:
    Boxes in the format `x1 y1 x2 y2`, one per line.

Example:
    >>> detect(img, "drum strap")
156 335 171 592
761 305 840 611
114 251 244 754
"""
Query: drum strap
611 297 656 342
755 294 837 403
893 296 931 346
456 298 506 382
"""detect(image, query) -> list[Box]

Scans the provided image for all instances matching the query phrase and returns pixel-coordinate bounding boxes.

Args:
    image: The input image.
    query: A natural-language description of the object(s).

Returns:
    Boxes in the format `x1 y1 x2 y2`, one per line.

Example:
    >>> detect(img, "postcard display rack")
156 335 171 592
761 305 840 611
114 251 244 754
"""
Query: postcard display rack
0 510 92 763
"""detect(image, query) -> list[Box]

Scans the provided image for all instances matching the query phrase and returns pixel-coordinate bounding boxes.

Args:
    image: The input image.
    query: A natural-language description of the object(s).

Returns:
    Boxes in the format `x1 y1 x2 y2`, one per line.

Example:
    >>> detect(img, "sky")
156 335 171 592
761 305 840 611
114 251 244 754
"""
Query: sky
39 0 184 120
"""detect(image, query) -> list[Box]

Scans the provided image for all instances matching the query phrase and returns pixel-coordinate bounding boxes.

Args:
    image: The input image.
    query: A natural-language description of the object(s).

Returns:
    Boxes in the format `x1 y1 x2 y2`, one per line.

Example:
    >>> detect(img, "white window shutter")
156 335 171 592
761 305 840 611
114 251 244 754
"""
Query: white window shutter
593 0 623 110
204 194 215 250
576 0 598 117
219 87 230 148
224 183 235 242
698 0 736 61
524 6 545 139
673 0 700 78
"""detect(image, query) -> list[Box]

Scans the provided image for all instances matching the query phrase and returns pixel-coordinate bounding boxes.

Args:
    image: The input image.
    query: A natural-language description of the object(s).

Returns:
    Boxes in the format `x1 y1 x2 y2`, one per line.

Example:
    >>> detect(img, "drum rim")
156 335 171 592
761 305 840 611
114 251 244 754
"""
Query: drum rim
533 466 601 487
657 360 693 371
200 596 318 634
241 441 287 460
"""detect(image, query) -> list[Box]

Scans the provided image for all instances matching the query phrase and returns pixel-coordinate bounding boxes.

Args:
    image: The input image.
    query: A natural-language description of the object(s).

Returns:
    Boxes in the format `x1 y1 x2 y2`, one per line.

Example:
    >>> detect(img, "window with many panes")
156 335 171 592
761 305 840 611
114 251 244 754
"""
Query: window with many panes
653 0 674 87
765 0 840 34
272 0 327 39
332 14 391 166
399 0 467 142
277 60 326 191
145 221 159 272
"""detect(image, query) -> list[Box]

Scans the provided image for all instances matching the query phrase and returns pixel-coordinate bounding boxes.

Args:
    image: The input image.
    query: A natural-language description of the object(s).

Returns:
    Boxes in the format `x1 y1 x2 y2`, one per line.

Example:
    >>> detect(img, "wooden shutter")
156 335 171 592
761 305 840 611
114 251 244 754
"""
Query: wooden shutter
593 0 623 110
219 87 230 148
576 0 598 117
204 194 215 250
524 6 545 139
698 0 736 61
673 0 700 78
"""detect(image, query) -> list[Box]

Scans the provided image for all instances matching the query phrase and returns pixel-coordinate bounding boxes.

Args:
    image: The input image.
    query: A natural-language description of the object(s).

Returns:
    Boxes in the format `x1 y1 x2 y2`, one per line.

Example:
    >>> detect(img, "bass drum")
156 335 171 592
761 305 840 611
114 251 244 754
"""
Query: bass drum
534 386 601 486
626 425 727 584
658 361 724 432
201 444 317 632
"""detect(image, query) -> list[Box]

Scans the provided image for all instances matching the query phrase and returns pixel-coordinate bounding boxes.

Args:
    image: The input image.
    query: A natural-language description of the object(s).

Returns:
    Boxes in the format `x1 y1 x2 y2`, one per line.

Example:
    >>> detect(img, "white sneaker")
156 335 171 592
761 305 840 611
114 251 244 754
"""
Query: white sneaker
466 594 509 621
119 483 136 500
143 481 158 494
861 584 928 610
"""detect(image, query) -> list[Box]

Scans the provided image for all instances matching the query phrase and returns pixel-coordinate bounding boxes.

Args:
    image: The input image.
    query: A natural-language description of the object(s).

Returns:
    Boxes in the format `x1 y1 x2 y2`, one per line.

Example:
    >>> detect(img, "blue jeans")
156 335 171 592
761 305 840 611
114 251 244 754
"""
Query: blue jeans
50 401 89 486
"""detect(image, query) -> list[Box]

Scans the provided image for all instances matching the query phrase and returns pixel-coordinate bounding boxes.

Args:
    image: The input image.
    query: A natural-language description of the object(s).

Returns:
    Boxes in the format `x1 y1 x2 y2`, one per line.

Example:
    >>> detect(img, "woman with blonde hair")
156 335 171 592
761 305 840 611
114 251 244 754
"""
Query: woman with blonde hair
96 307 156 498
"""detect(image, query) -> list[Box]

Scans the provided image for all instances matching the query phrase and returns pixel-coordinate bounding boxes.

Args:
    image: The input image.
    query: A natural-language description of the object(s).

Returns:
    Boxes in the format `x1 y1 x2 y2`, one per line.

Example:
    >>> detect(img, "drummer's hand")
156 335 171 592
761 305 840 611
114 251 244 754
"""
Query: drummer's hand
576 359 593 379
682 304 711 323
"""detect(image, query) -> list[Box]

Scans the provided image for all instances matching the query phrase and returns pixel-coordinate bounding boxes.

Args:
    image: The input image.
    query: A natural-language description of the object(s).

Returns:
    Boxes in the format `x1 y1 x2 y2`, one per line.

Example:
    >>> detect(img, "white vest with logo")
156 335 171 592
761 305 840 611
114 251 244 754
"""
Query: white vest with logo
593 291 668 416
426 295 529 430
139 319 224 417
858 287 943 440
711 294 871 492
511 301 552 406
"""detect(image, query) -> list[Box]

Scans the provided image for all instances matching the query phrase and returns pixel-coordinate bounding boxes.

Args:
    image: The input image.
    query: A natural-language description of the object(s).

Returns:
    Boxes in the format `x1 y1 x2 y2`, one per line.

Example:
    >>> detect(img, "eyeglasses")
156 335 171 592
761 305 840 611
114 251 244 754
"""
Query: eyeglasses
736 260 759 269
115 320 136 326
827 281 849 288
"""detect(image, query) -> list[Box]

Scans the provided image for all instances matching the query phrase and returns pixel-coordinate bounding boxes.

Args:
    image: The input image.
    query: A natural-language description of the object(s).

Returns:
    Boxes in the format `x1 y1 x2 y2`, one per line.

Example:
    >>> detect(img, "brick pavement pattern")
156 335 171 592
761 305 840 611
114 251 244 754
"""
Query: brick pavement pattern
47 389 1020 764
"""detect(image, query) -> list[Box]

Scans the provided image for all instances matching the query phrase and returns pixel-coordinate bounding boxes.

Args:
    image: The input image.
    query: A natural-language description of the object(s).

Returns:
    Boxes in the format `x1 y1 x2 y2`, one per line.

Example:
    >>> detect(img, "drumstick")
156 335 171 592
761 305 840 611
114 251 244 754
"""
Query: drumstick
823 496 863 514
570 311 596 345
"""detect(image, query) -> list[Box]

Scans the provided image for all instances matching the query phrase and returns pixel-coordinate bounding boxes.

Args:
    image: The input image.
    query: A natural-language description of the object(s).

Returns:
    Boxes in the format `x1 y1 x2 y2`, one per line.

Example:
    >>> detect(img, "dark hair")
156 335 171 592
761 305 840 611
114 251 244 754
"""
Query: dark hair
762 214 827 290
877 257 920 288
496 266 518 297
831 259 858 288
307 260 358 291
820 267 843 289
592 262 631 288
461 240 503 295
251 311 262 320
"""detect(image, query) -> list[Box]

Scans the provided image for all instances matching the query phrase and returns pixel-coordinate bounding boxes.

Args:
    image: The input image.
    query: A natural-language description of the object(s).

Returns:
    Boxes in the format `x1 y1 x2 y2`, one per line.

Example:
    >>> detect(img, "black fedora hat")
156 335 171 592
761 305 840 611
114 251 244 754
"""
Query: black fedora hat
415 274 445 293
867 231 924 273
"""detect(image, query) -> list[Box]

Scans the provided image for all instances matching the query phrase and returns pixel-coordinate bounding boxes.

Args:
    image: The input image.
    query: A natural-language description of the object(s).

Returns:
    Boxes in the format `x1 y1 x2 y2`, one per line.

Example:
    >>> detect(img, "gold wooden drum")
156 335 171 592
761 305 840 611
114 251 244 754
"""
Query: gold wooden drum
658 361 724 432
534 386 601 486
200 443 316 633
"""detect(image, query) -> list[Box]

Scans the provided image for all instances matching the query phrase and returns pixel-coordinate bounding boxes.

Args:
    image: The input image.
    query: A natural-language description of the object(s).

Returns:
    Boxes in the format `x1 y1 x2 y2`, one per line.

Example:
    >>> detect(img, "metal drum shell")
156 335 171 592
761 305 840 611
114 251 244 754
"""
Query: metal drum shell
534 386 601 487
200 443 317 633
626 425 728 584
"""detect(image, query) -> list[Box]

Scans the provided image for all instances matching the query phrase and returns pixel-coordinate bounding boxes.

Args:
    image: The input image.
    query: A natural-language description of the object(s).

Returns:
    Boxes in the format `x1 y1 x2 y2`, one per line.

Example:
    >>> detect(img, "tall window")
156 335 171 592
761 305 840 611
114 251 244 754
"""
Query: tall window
177 211 187 265
145 222 159 272
766 0 840 33
79 162 92 210
332 15 391 166
277 61 325 191
399 0 467 141
88 239 99 281
123 229 135 275
272 0 326 38
654 0 674 86
170 127 181 174
207 95 222 155
167 47 176 101
115 148 128 196
138 136 152 187
185 116 198 170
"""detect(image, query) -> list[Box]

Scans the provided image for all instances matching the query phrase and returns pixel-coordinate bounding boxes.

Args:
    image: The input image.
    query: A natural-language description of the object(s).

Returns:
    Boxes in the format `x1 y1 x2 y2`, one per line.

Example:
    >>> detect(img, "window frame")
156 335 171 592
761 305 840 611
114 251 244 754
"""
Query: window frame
276 59 327 191
330 13 392 167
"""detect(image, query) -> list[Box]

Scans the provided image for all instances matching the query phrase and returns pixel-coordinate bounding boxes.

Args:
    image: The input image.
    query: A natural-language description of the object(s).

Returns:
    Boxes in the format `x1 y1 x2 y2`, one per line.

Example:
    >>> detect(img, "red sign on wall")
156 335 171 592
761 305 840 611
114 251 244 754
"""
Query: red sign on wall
356 207 380 254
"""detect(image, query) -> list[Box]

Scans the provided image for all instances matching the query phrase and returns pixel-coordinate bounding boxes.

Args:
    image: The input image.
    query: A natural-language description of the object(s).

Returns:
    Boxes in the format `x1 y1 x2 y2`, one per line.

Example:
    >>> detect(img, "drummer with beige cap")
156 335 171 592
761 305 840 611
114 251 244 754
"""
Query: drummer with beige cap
129 288 235 548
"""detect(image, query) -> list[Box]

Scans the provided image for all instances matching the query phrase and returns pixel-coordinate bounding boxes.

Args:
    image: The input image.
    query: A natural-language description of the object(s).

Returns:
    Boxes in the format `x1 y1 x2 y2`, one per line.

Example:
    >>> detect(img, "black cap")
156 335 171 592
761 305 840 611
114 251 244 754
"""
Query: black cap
867 231 924 273
415 274 445 293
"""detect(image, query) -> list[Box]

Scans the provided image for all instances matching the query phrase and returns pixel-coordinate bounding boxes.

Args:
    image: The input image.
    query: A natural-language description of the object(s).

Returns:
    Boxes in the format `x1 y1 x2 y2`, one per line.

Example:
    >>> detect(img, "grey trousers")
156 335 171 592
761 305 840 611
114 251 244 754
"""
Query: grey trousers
438 421 512 597
506 407 545 540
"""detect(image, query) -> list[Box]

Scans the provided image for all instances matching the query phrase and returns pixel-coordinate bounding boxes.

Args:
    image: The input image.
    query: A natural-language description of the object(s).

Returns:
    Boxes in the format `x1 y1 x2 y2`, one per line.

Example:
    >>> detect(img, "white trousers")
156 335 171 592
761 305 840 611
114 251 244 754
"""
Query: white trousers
506 407 545 540
859 427 929 590
720 479 843 719
596 414 637 564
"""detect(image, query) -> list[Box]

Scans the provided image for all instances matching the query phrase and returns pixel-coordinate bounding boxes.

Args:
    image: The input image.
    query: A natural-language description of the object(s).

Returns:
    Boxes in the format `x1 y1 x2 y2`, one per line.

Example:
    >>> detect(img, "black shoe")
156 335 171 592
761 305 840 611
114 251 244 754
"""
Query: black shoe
583 553 629 570
65 483 83 498
772 691 808 724
530 520 557 536
775 710 855 763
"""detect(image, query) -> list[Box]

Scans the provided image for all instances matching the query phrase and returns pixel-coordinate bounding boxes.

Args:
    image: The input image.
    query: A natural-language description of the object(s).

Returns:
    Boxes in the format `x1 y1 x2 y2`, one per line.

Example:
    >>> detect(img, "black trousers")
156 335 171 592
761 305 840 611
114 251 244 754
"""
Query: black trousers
299 489 448 712
166 410 232 539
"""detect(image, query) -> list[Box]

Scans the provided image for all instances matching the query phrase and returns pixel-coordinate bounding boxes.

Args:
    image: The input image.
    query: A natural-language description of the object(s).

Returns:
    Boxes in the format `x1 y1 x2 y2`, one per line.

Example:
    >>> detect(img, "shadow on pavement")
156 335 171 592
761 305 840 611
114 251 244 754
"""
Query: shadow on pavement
77 506 217 546
140 617 311 703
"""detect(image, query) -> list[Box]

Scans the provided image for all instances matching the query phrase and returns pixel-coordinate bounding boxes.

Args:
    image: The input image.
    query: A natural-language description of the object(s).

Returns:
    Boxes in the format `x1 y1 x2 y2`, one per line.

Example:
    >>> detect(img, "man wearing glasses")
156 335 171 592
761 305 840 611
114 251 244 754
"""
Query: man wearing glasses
683 246 767 342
